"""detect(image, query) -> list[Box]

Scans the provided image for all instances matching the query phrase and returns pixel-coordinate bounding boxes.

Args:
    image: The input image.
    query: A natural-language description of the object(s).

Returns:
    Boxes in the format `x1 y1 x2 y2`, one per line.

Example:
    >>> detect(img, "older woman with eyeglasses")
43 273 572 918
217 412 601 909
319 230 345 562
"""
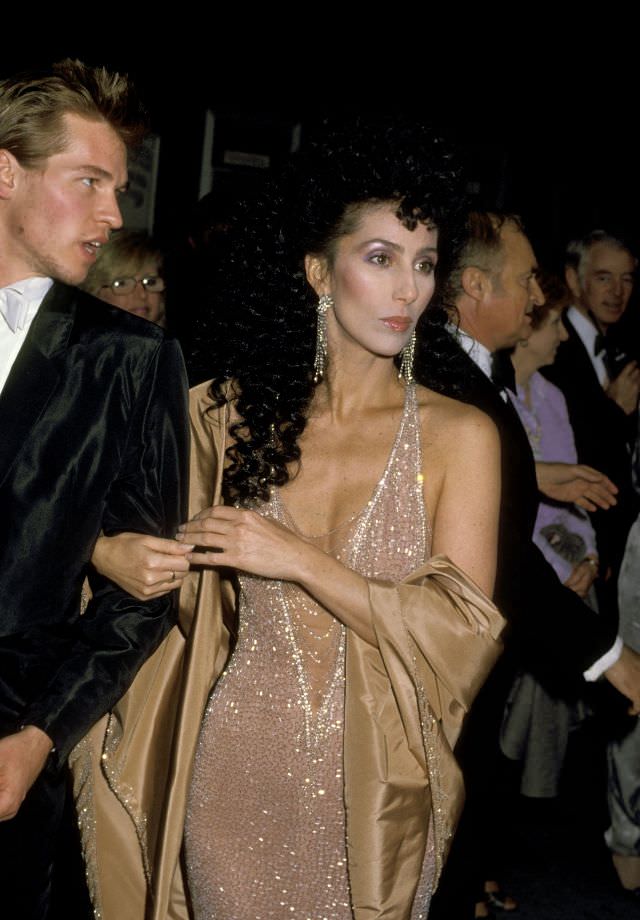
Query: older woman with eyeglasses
82 229 166 326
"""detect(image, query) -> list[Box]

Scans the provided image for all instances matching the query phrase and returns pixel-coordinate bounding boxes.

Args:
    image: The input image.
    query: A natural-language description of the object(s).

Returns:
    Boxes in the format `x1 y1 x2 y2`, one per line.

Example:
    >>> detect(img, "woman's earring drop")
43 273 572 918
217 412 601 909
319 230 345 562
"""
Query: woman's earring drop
313 294 334 383
398 330 416 384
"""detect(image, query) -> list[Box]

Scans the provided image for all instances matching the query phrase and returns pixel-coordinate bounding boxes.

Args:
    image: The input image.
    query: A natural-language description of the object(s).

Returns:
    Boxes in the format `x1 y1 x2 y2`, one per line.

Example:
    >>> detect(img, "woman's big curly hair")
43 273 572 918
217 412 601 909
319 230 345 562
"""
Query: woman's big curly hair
198 117 467 506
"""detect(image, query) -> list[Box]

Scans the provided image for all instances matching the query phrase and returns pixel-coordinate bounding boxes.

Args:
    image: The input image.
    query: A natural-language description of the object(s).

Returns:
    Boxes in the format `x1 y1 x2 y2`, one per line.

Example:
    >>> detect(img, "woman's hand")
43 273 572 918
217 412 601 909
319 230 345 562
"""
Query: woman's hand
563 557 598 599
607 360 640 415
92 533 194 600
177 505 312 582
177 505 376 643
535 462 618 511
0 727 53 822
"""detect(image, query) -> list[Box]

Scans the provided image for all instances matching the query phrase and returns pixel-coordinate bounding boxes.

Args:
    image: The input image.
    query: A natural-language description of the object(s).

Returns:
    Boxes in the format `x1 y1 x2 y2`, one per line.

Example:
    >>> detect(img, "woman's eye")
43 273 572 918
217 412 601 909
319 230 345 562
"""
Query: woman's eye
81 177 96 188
416 259 435 274
369 252 390 267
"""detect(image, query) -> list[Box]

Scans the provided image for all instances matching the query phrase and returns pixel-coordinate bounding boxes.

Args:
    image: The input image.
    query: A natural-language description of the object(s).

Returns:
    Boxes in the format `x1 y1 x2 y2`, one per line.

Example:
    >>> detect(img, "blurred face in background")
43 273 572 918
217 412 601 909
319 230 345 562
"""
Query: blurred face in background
567 242 635 332
524 307 569 370
98 259 166 326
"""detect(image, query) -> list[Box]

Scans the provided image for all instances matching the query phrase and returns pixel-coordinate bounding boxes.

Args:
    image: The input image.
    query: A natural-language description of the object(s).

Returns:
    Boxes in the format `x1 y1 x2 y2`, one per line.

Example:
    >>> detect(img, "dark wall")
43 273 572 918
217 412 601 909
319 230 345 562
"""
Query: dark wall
2 49 639 272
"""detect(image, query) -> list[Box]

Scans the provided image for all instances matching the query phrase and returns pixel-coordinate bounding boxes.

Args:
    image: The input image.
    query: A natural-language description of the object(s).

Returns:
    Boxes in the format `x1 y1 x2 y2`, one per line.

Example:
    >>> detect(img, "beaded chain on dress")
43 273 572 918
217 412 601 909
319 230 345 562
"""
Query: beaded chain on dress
185 383 434 919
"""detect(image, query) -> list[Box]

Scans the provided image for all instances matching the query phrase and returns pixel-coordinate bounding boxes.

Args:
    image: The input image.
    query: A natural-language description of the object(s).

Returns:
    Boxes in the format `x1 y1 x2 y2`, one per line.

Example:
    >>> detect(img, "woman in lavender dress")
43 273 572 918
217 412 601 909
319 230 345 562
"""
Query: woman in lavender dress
501 274 599 797
502 273 640 887
511 275 600 596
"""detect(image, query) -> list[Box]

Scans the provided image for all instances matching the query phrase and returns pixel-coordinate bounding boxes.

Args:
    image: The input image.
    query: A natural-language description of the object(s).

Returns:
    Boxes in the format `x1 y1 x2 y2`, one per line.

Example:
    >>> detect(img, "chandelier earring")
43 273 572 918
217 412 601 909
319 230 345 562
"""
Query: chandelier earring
398 329 416 384
313 294 333 383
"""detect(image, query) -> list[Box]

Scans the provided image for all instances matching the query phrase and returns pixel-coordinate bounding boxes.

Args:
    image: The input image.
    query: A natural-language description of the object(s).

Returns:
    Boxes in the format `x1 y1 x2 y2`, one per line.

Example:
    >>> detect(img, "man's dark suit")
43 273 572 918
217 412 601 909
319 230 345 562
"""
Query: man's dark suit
429 337 617 919
0 283 189 916
542 315 638 591
452 341 615 683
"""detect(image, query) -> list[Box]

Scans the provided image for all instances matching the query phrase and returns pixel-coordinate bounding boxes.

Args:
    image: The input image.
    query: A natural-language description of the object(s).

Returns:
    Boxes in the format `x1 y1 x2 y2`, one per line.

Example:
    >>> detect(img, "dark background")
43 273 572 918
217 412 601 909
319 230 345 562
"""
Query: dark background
3 30 639 360
3 32 638 266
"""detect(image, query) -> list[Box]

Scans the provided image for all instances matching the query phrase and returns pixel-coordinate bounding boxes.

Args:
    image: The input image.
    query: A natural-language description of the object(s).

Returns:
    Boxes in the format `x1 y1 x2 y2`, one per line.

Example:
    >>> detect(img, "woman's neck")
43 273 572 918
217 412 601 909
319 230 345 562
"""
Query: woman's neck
312 352 405 420
511 347 537 392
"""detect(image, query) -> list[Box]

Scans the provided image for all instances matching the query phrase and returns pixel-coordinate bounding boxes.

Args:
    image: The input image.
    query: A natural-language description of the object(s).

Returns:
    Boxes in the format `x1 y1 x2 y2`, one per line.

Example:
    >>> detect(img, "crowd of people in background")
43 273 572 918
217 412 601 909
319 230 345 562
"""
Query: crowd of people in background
1 58 640 920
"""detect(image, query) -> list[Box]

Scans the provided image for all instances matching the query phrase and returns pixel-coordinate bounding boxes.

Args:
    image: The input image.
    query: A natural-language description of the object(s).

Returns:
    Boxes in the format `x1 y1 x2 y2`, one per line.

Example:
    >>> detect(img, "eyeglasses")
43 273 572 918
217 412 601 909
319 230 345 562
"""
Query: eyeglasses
101 276 166 296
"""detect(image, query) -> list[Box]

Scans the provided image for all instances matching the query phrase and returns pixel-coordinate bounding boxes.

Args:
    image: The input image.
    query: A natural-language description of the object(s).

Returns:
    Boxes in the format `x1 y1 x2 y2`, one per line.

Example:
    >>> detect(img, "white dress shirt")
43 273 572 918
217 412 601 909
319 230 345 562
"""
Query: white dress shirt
0 277 54 393
448 324 511 400
452 325 493 378
450 324 622 680
567 306 608 387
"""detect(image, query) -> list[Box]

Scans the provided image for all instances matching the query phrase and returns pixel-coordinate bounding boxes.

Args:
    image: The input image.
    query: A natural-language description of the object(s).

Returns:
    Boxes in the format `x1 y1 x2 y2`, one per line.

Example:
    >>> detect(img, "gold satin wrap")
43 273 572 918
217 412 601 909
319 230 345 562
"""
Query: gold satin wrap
71 381 505 920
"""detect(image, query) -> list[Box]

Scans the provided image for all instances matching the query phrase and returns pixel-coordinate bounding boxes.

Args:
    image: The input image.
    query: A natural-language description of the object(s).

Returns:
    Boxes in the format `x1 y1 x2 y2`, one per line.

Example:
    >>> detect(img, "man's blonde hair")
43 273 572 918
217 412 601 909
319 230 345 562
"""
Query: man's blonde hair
0 58 147 169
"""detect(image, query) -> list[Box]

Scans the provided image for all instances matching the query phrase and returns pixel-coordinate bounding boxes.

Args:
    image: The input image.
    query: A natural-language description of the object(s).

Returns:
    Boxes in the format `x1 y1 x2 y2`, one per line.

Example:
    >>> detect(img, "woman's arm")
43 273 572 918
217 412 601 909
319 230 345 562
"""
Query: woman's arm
429 407 501 598
177 507 377 643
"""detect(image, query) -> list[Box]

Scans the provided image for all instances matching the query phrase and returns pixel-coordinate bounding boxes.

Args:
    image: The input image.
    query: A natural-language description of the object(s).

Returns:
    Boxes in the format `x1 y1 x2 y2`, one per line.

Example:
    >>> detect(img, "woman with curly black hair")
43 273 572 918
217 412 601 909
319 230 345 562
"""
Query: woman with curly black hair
85 119 505 920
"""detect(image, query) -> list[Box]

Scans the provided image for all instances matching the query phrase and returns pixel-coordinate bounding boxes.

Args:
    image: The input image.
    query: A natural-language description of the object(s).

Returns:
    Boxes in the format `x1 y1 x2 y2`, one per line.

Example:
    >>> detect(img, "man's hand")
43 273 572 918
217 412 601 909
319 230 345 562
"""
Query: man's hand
605 645 640 716
535 461 618 511
0 726 53 821
607 361 640 415
92 533 193 600
563 558 598 598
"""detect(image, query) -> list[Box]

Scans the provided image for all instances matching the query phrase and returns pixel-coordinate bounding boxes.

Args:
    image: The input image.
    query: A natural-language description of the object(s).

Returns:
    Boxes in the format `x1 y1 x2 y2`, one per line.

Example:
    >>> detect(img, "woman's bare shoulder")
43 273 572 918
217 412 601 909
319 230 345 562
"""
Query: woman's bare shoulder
416 384 497 444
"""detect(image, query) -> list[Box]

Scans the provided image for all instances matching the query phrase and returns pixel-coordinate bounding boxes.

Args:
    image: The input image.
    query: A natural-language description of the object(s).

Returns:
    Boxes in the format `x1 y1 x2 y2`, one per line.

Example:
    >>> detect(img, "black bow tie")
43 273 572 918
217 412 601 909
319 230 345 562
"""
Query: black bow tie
491 349 516 393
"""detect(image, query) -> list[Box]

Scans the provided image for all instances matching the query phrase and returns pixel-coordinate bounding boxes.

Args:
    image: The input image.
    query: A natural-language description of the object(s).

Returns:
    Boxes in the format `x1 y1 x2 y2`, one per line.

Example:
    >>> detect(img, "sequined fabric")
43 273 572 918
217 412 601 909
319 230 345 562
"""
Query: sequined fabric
185 384 434 918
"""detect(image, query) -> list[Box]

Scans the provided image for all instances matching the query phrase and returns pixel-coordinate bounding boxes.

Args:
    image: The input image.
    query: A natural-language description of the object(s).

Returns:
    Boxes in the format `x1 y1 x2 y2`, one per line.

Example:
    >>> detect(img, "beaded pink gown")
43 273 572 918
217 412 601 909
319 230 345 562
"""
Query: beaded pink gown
184 384 434 918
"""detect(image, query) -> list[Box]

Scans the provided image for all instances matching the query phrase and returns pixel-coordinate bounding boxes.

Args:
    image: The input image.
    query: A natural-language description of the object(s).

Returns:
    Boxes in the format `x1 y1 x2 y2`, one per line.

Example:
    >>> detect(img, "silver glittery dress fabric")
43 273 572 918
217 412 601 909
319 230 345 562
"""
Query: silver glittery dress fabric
185 384 434 918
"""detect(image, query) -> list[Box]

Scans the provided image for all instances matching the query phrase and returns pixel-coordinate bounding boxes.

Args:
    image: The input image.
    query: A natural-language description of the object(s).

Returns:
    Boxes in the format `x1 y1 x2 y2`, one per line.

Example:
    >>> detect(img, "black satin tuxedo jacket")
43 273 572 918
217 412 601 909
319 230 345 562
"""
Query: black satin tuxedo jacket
542 316 638 580
448 341 615 693
0 283 189 765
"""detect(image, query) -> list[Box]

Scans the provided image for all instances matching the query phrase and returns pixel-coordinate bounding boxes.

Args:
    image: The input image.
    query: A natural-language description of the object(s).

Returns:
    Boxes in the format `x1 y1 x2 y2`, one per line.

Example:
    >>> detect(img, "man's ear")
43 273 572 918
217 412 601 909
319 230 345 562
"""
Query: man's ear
304 253 330 298
565 266 581 303
0 150 19 200
461 265 492 303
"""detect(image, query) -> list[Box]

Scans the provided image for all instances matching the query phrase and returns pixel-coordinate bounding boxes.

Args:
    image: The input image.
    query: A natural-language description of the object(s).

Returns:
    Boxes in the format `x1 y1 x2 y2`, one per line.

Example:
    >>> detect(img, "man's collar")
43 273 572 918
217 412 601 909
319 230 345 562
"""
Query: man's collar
567 306 598 351
447 323 494 380
0 278 54 333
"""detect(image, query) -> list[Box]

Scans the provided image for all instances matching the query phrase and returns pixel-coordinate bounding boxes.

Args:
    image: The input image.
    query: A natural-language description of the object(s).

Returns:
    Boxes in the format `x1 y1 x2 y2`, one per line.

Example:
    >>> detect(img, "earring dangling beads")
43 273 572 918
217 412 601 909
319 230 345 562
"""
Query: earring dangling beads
313 294 333 383
398 330 416 384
